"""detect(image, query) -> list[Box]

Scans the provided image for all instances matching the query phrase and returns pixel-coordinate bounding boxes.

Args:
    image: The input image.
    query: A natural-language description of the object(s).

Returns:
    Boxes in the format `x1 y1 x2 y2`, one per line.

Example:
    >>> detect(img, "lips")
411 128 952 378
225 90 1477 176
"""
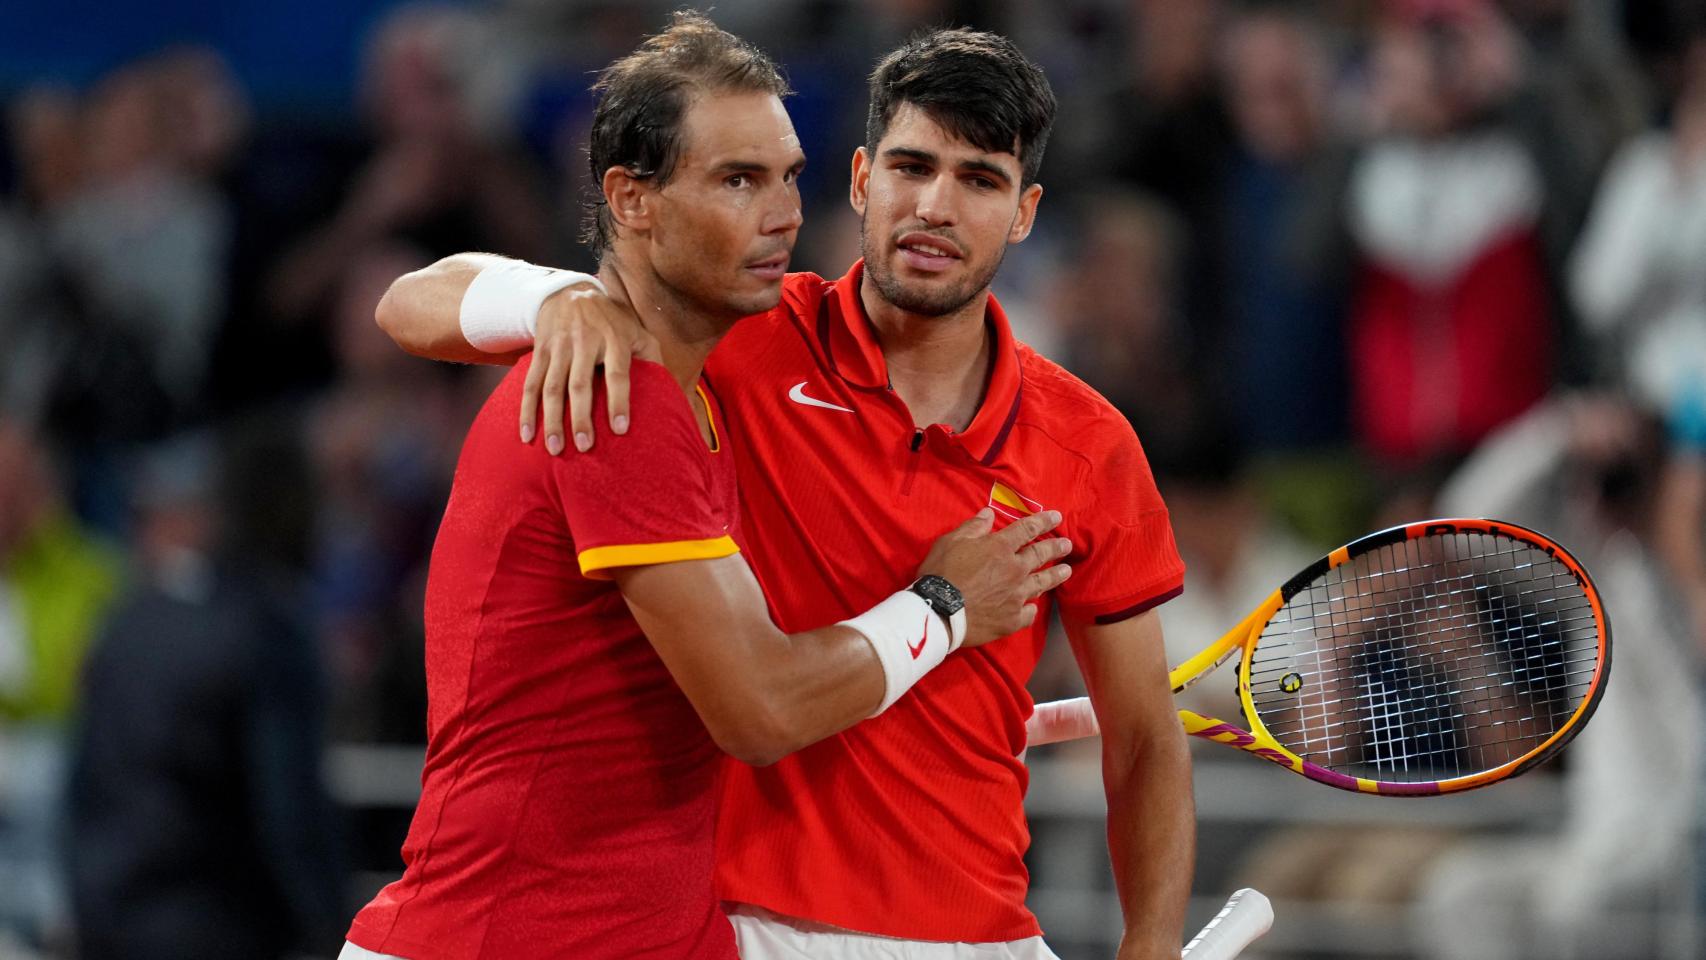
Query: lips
744 253 789 281
895 232 962 273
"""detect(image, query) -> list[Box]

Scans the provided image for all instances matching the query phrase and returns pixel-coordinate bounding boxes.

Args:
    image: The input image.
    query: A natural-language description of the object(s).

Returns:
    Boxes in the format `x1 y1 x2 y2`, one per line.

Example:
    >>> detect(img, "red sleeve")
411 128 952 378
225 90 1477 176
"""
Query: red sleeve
1054 418 1186 624
550 361 739 579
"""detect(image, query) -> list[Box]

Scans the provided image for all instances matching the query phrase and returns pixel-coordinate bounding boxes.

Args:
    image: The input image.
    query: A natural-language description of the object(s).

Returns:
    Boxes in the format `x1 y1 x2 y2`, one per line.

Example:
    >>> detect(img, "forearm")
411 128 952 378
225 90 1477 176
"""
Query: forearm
728 624 887 765
376 252 525 364
1106 725 1195 960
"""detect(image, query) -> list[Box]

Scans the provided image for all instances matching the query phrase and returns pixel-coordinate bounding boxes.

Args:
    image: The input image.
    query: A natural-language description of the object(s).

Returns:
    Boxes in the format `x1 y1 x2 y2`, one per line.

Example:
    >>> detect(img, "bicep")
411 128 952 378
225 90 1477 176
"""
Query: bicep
1063 611 1177 750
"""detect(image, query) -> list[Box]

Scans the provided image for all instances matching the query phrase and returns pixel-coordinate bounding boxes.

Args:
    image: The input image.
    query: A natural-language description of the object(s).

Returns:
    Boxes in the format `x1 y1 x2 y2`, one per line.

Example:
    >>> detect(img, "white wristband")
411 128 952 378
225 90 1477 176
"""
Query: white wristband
840 590 957 716
459 260 605 353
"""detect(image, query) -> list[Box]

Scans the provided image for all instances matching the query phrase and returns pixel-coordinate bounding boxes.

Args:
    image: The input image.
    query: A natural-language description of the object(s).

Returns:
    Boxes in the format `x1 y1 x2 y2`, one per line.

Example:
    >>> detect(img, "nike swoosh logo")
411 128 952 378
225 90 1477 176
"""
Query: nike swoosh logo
788 381 854 413
909 613 929 659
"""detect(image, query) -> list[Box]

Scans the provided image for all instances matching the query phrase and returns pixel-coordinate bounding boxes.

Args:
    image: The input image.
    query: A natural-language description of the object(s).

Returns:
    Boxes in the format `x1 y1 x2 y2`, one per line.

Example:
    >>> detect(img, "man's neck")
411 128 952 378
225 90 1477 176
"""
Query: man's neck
859 272 993 433
598 255 725 393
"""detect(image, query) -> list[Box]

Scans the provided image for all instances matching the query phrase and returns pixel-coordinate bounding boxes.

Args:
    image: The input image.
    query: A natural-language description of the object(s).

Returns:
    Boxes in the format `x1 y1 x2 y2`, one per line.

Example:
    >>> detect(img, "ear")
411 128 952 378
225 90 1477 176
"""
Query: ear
602 165 653 237
848 146 871 217
1007 183 1043 244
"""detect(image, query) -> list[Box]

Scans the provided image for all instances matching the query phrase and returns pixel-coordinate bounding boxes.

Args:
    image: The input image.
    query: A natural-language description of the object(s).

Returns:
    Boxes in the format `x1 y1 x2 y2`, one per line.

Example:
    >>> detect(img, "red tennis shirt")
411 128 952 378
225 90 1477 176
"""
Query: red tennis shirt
347 357 742 960
707 262 1185 941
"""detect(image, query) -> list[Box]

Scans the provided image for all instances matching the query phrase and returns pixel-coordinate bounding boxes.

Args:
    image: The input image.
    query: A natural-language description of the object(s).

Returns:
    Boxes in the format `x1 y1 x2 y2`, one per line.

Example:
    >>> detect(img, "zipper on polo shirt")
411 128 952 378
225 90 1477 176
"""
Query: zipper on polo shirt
900 428 924 496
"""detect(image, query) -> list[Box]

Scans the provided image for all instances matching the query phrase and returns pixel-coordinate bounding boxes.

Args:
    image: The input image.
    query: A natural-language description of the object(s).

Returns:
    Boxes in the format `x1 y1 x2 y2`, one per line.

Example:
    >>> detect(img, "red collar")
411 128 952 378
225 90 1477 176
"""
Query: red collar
816 260 1024 465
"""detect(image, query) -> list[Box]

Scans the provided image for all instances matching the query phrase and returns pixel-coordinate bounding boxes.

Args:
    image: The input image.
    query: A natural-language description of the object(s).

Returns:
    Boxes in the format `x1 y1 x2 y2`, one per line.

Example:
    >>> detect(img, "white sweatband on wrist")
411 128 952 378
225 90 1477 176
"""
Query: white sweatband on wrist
840 590 955 716
459 260 605 353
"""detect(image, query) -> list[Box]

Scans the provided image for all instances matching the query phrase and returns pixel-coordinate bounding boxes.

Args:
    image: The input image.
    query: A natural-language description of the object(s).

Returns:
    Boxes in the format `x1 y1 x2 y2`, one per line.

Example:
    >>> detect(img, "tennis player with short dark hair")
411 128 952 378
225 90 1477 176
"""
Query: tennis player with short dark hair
341 16 1071 960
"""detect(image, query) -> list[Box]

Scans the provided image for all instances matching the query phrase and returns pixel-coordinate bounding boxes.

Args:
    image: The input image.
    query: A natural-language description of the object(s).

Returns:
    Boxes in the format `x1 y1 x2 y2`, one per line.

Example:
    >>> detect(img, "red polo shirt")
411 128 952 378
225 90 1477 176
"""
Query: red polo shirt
348 358 741 959
707 262 1184 941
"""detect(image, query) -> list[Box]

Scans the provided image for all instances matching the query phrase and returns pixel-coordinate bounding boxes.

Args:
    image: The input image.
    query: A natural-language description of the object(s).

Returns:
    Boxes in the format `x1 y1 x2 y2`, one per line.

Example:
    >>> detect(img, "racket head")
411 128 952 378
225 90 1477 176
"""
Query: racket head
1228 518 1610 796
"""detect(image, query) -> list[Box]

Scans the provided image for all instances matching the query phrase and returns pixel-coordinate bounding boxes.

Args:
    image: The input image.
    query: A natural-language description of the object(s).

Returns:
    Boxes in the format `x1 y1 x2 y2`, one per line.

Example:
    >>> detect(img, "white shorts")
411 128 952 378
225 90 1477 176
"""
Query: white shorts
339 942 404 960
727 903 1061 960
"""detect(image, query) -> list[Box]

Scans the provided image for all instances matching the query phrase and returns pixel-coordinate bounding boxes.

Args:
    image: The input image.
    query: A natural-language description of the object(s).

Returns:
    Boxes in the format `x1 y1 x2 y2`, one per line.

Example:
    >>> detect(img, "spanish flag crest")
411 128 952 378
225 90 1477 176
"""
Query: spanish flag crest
987 482 1044 528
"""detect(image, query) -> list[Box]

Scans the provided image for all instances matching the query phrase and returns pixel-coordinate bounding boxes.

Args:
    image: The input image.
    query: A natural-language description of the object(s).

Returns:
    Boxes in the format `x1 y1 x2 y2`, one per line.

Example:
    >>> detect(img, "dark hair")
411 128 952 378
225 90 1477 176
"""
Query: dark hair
865 28 1057 187
583 11 791 257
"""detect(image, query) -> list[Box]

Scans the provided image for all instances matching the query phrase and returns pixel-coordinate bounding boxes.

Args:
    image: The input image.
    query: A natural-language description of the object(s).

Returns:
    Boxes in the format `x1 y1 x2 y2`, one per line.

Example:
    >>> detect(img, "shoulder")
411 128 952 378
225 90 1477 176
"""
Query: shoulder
709 271 828 375
1010 345 1165 520
780 270 832 314
1013 344 1141 453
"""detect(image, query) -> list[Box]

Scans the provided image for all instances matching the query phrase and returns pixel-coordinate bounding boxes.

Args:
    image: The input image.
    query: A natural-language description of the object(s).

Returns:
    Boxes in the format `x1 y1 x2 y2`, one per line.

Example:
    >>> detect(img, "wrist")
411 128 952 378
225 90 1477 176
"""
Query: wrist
906 574 967 650
1116 934 1181 960
839 590 954 715
459 260 604 352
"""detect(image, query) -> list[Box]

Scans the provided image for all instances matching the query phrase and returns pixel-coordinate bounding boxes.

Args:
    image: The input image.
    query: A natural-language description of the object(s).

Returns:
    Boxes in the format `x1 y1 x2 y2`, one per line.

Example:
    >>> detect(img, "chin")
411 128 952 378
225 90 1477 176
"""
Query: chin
724 284 784 317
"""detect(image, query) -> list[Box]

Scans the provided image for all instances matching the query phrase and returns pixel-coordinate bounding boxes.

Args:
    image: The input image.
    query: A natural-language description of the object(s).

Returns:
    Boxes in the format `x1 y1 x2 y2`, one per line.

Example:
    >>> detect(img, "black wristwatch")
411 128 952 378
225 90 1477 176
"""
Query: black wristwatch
908 575 967 649
908 574 964 618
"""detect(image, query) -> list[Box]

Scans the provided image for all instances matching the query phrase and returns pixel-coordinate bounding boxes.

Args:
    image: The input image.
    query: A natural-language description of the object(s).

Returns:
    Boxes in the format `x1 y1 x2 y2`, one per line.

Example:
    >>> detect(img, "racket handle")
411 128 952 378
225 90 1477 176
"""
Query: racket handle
1181 889 1274 960
1027 697 1099 745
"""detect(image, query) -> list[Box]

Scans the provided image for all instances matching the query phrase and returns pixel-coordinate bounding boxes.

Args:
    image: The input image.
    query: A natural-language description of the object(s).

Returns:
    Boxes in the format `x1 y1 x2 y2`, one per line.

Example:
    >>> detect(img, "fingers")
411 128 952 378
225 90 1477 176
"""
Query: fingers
1016 603 1040 628
519 335 549 446
604 325 632 436
1018 536 1073 572
539 334 572 456
993 509 1063 549
566 324 597 452
952 508 996 537
1020 562 1072 600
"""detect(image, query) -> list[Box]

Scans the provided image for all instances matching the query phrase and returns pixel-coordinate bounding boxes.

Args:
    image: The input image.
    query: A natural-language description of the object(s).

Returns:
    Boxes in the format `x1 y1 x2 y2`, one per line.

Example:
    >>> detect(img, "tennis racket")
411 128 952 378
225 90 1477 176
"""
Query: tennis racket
1181 889 1273 960
1029 519 1611 795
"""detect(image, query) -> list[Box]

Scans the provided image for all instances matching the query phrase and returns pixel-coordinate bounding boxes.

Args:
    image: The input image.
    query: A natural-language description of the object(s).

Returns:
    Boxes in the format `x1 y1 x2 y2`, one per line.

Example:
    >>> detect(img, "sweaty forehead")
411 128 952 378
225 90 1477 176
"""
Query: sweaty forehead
677 91 803 167
877 102 1021 176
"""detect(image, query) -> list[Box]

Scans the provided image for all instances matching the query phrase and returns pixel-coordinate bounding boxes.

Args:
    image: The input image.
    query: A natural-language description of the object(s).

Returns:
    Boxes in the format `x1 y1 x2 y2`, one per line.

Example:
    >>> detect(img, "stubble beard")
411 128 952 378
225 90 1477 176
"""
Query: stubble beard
861 218 1004 318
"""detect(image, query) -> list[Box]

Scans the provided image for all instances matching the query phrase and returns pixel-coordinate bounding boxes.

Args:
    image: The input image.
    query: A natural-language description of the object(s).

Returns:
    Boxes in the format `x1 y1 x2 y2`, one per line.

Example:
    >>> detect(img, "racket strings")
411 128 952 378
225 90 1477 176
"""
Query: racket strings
1245 531 1601 783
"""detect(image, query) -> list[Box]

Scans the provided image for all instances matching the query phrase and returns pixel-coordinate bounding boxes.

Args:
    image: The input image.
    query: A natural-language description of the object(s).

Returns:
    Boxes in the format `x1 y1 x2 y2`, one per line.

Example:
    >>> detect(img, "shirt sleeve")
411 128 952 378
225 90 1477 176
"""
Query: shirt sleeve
550 361 739 579
1054 417 1186 625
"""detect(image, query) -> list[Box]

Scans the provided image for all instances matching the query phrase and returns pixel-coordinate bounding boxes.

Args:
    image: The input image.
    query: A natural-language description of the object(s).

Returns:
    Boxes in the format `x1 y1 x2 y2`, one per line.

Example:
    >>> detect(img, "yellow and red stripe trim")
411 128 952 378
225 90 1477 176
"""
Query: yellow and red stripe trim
577 535 739 578
695 383 721 453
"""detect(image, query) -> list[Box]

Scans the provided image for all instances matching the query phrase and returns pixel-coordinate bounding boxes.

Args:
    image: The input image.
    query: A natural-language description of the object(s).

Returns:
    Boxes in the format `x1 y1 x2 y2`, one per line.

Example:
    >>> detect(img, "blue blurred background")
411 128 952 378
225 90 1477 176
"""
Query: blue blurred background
0 1 1703 958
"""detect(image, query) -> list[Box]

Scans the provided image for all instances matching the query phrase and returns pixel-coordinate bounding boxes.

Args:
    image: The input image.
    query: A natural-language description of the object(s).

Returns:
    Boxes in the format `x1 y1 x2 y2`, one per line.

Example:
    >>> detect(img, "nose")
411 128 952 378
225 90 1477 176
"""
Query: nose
763 187 803 236
915 172 958 227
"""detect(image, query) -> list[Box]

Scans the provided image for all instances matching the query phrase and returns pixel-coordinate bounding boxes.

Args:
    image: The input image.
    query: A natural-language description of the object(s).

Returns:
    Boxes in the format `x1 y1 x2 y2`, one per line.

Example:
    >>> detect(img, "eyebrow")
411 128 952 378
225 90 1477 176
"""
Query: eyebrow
881 147 1014 187
710 156 807 176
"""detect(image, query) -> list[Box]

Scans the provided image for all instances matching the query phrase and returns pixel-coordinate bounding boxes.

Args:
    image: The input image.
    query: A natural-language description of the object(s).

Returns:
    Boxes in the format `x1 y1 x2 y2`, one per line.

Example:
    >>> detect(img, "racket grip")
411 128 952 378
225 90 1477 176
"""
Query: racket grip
1181 889 1274 960
1026 697 1099 745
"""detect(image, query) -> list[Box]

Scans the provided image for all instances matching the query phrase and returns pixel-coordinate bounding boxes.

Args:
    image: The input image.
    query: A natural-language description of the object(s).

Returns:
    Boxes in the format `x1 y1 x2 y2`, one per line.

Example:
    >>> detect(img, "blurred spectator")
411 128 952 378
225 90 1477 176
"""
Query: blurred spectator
0 417 121 724
1152 427 1316 727
0 416 119 951
7 87 82 214
1571 32 1706 436
1053 186 1217 468
67 421 345 960
150 48 252 184
1571 31 1706 642
1414 393 1701 960
309 244 469 742
47 61 232 421
266 4 555 325
1100 0 1235 334
1216 7 1355 454
1344 1 1553 469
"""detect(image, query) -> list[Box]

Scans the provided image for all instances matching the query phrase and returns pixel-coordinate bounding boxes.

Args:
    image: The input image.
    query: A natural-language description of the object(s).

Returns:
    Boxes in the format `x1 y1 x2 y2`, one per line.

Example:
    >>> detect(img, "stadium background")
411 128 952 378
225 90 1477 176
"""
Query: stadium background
0 0 1702 957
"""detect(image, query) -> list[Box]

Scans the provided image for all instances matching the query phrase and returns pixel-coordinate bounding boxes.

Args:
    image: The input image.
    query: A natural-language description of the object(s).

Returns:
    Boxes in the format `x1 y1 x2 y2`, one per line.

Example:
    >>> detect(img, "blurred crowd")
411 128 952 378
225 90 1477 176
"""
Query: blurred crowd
0 0 1703 958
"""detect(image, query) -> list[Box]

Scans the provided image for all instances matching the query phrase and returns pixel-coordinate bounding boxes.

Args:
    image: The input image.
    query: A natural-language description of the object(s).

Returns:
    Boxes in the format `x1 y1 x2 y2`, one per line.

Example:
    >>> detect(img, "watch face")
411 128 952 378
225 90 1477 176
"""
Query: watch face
913 575 965 615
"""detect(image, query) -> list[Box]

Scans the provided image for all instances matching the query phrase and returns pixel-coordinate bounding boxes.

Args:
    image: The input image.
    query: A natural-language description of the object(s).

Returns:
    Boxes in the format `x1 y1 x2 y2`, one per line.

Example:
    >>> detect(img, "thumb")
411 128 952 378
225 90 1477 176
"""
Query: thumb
956 508 996 536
